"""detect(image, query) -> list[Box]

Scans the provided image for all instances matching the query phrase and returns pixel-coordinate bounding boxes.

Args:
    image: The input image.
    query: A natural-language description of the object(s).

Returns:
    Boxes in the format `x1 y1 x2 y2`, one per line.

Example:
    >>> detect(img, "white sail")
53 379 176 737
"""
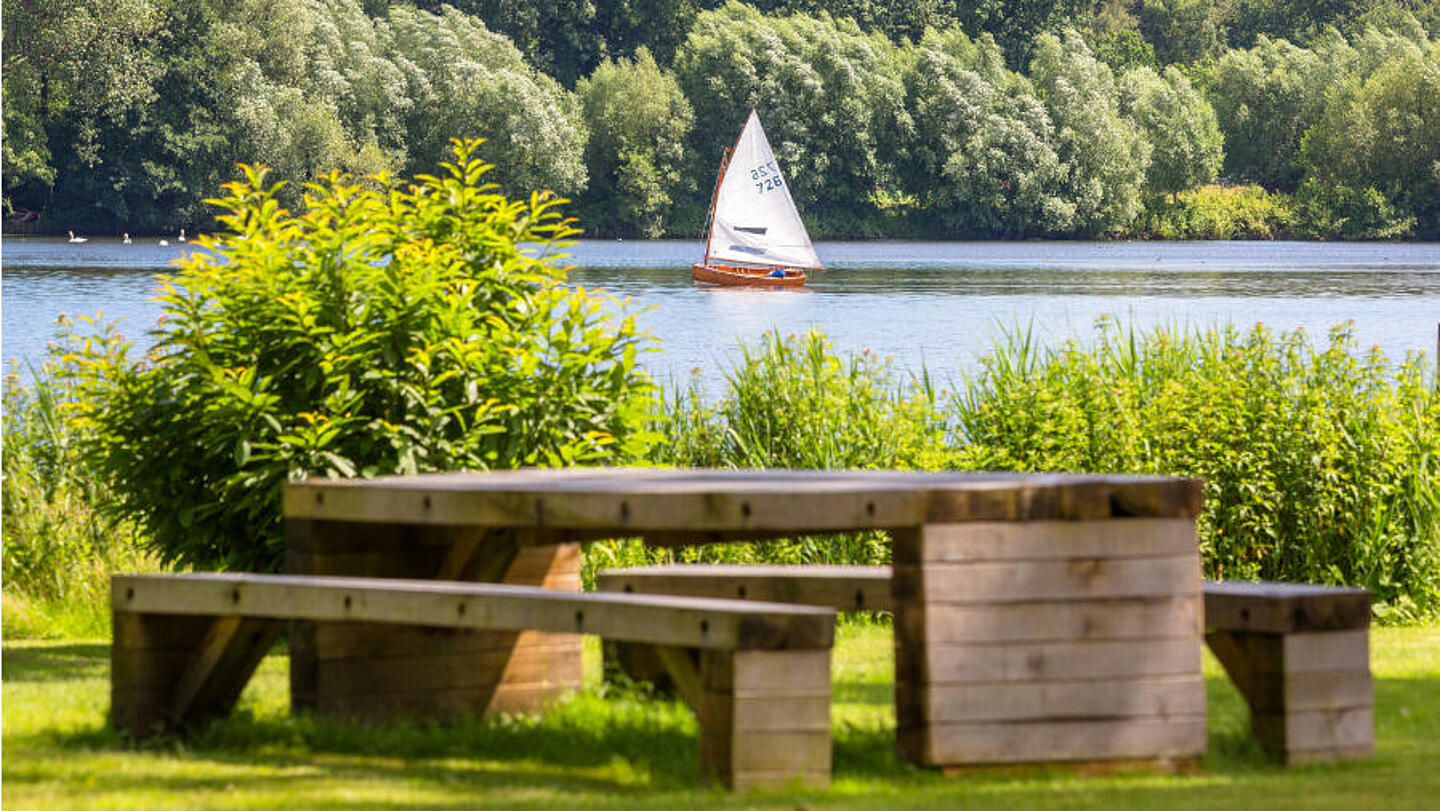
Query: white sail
705 110 823 269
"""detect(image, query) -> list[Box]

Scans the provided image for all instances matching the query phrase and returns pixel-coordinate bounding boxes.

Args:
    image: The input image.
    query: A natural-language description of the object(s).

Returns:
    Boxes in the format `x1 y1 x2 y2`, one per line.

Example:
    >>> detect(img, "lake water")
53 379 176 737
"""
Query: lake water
4 237 1439 391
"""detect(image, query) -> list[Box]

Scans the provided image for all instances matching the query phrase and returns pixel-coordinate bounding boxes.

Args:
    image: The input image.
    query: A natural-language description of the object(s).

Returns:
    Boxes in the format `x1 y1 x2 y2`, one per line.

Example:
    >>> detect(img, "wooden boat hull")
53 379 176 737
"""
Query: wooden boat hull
691 262 807 288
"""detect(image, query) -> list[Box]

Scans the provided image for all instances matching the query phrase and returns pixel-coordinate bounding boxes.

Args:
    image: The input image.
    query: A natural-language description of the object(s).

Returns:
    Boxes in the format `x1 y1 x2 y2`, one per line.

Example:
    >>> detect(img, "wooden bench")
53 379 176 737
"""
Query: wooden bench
600 565 1376 766
110 573 836 790
1203 580 1373 764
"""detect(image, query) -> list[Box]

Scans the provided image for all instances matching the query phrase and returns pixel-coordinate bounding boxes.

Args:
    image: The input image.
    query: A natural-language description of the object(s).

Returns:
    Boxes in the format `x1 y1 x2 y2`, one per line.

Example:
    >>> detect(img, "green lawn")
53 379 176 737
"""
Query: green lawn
4 622 1438 809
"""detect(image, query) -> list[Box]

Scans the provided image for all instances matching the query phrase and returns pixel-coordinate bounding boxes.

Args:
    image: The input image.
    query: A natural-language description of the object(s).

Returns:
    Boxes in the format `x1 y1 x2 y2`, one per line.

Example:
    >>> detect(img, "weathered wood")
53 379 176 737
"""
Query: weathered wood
892 515 1206 770
902 596 1203 644
597 564 893 612
1204 580 1372 634
905 717 1208 764
653 644 704 714
288 517 586 721
114 573 835 651
893 554 1201 605
911 519 1197 562
698 648 832 790
283 469 1202 532
899 638 1203 684
1203 581 1373 764
899 675 1206 723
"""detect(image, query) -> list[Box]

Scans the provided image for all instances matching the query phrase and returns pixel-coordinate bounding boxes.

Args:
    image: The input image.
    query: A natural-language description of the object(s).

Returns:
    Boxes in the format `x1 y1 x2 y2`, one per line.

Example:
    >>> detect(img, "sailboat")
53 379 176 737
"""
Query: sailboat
692 109 823 287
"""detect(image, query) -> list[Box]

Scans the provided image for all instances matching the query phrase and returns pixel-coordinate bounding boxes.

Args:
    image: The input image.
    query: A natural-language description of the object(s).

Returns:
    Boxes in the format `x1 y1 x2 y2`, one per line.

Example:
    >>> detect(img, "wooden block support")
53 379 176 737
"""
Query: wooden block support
286 519 583 721
699 649 832 790
892 518 1208 769
1203 581 1373 764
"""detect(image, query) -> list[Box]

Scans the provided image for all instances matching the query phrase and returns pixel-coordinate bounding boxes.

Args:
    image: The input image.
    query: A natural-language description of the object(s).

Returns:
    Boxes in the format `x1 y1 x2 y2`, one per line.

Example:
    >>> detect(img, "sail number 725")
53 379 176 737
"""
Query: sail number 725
750 161 784 194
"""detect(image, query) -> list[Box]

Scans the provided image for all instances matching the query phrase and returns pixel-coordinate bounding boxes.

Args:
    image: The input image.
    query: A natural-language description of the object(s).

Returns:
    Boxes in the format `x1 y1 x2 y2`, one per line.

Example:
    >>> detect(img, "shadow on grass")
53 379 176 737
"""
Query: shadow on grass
834 678 894 706
1 642 110 682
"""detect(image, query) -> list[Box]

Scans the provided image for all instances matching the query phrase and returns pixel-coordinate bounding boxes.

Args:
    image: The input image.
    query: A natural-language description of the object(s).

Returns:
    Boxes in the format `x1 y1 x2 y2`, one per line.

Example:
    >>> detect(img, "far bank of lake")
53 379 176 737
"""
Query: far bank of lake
4 238 1438 390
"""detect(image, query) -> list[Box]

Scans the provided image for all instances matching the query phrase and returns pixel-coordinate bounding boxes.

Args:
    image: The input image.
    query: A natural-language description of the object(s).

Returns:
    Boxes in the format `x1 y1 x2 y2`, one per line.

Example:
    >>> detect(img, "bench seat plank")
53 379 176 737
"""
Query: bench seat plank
113 573 833 651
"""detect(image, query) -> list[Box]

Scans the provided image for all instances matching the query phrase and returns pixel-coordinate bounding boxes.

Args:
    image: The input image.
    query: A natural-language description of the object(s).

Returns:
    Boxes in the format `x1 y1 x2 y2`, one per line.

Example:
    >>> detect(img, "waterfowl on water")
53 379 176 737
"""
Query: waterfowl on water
178 228 187 243
122 233 132 244
158 239 170 246
67 230 88 243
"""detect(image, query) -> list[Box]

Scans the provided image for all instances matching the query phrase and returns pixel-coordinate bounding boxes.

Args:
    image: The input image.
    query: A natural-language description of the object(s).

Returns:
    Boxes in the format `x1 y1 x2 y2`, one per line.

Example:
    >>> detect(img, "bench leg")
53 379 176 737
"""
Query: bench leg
697 649 832 790
111 612 282 737
1206 629 1373 763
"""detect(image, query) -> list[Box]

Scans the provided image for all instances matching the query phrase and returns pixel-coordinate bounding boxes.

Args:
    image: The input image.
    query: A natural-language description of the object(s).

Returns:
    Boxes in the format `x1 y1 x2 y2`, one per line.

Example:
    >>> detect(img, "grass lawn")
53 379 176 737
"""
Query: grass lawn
4 621 1438 809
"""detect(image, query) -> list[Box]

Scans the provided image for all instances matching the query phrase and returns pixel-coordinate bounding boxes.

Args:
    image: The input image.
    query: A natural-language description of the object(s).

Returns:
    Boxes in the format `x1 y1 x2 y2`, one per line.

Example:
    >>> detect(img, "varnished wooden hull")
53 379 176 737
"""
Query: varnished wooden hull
691 262 807 288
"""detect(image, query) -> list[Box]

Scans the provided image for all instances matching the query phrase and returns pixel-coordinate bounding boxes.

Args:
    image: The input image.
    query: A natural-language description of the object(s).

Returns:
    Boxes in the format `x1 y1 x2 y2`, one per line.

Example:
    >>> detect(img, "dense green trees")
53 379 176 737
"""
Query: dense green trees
673 2 904 235
577 49 695 237
1121 66 1224 197
4 0 1439 238
898 29 1071 236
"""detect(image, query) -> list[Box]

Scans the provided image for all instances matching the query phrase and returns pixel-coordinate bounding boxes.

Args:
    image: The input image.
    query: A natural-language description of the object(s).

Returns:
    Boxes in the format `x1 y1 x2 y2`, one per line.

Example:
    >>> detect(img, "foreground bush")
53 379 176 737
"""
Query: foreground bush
955 319 1440 618
60 141 655 572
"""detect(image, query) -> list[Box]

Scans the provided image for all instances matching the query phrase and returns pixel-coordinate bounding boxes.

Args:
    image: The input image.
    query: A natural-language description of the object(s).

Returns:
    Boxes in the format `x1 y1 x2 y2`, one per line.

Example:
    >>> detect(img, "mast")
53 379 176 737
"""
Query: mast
700 147 730 268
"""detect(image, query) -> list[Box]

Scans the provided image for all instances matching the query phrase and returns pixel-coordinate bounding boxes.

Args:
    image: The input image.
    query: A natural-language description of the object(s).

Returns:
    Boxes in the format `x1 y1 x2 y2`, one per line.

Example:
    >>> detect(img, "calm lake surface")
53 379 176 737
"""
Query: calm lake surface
4 237 1439 390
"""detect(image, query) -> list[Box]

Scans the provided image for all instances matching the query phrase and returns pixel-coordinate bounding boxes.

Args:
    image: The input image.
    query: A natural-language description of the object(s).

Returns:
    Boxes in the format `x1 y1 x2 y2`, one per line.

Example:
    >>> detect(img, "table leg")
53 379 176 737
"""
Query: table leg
286 519 582 721
892 519 1207 769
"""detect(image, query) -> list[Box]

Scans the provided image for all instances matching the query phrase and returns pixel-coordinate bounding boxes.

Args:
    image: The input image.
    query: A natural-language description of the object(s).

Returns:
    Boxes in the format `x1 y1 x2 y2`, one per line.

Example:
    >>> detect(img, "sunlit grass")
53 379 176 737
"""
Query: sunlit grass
5 622 1439 808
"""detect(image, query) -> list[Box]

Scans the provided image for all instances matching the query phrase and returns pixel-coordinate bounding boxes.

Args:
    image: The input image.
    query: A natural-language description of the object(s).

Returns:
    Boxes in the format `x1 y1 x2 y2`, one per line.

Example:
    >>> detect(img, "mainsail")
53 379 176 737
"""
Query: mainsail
705 110 823 270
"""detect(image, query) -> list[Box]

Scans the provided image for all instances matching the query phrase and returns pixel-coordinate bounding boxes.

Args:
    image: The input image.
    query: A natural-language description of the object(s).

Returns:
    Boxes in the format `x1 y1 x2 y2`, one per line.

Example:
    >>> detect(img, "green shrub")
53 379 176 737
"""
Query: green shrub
953 318 1440 618
1131 183 1296 238
60 140 657 573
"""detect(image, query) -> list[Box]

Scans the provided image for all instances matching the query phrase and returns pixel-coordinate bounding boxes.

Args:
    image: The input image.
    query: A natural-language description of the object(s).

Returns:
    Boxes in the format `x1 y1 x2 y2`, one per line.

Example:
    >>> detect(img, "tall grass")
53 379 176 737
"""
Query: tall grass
2 366 159 638
954 318 1440 618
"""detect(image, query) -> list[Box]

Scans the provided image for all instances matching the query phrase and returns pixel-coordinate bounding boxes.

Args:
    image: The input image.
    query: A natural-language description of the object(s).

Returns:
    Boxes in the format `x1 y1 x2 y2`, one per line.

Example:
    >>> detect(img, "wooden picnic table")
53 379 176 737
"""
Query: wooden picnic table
283 467 1206 769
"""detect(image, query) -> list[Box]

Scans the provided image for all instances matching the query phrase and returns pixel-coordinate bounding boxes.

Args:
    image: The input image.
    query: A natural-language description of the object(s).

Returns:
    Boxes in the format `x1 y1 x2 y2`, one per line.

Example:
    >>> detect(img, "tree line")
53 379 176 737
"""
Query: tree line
5 0 1439 239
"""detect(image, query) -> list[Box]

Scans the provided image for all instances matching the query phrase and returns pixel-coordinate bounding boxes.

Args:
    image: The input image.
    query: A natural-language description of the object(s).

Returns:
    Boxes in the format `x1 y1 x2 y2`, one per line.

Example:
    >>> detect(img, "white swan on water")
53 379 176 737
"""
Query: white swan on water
122 233 132 244
159 238 170 246
67 230 88 243
178 228 187 243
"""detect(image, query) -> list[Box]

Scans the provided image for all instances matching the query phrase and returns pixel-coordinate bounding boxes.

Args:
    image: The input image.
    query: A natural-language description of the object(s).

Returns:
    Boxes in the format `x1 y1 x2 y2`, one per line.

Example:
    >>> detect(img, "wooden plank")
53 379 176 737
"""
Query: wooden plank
314 644 583 692
171 618 284 728
114 573 835 651
596 564 892 612
653 644 704 714
311 624 533 659
900 638 1202 684
915 520 1197 562
901 596 1203 644
701 649 833 693
899 676 1206 723
283 468 1199 530
1204 581 1371 633
1253 707 1374 753
1284 745 1374 765
1282 630 1370 674
697 646 832 790
909 717 1208 765
893 554 1201 604
168 616 243 722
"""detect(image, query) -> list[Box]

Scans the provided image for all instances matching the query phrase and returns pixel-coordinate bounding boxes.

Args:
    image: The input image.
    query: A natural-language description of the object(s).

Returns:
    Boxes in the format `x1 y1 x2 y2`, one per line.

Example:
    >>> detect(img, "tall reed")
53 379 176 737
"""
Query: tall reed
953 317 1440 618
2 363 158 637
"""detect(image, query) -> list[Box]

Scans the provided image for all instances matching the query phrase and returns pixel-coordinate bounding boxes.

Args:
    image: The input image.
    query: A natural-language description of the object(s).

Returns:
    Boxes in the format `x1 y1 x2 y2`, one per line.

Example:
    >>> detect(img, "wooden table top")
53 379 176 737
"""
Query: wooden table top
284 468 1200 537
